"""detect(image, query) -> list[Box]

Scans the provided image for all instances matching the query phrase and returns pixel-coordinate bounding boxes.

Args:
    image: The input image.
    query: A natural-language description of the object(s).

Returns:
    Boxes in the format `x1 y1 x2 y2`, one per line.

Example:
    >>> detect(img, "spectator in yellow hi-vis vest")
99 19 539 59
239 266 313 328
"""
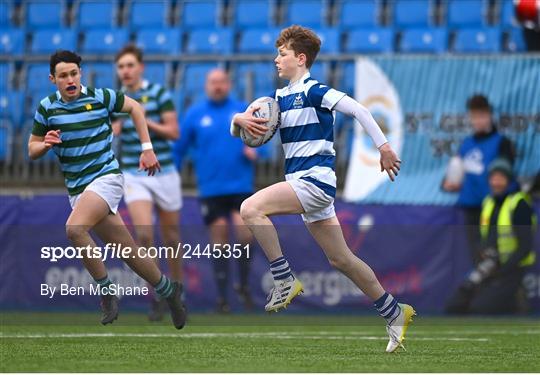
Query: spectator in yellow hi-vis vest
445 158 537 314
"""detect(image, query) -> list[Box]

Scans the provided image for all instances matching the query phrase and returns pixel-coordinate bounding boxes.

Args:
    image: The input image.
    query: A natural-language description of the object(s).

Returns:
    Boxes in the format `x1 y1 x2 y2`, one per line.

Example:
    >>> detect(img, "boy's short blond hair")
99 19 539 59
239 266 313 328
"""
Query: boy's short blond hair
275 25 321 69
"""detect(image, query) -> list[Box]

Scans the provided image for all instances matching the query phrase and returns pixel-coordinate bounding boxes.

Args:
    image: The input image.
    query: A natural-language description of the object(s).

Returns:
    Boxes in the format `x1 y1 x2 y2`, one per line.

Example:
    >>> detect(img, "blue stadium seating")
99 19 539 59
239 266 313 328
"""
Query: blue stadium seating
238 28 280 53
339 61 355 95
0 1 16 27
314 28 341 54
0 91 24 128
76 0 119 29
446 0 487 28
393 0 433 28
186 28 234 54
136 28 182 54
399 28 448 53
182 62 221 98
336 0 380 29
232 0 274 29
284 0 327 28
84 63 116 88
500 0 518 28
28 91 52 116
26 64 52 91
309 62 331 83
171 89 185 117
344 28 394 53
506 28 526 52
31 30 77 54
453 28 501 53
0 29 24 55
25 0 65 29
128 0 170 29
144 62 172 86
182 0 221 29
234 63 276 100
0 63 11 90
82 29 130 54
0 119 13 162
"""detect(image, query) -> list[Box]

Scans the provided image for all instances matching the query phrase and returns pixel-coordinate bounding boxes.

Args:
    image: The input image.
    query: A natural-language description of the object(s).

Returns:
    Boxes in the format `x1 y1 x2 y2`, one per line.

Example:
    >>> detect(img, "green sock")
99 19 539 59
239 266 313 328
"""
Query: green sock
154 275 174 298
95 275 112 294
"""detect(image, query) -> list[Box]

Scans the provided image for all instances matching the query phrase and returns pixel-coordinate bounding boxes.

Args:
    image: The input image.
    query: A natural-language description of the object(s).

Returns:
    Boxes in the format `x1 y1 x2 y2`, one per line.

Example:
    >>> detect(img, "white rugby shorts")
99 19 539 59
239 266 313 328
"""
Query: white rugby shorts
123 170 182 212
68 173 124 214
287 178 336 223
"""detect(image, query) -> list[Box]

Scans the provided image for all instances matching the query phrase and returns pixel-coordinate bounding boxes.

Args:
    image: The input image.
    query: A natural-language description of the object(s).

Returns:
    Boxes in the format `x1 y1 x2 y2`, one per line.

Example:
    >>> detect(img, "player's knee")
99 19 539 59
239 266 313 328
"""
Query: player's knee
161 228 179 247
240 198 260 222
136 231 153 248
65 225 88 243
327 254 350 272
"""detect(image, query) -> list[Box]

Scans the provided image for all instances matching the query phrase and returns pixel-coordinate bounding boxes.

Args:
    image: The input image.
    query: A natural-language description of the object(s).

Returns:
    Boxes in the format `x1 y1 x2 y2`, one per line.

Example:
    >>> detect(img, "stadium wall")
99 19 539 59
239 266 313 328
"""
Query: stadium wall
1 194 538 314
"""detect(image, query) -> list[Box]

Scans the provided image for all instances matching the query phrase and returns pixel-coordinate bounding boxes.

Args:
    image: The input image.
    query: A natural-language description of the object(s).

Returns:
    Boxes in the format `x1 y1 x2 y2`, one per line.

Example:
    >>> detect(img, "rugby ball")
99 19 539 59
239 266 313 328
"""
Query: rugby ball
240 96 280 147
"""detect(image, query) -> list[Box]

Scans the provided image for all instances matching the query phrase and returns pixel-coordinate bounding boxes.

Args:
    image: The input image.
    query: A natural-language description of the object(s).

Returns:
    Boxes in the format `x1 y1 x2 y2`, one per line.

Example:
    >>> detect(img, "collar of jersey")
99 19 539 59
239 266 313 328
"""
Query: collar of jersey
287 72 311 90
122 79 149 93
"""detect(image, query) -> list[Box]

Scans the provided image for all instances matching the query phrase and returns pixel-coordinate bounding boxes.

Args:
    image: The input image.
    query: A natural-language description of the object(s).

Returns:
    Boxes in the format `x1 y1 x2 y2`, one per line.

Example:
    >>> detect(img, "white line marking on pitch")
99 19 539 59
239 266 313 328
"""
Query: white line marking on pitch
306 329 540 336
0 332 489 342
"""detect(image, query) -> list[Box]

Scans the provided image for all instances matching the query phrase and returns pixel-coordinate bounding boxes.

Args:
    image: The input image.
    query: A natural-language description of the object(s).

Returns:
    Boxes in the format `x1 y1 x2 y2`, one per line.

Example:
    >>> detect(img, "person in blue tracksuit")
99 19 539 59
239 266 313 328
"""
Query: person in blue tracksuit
174 68 266 312
443 94 515 265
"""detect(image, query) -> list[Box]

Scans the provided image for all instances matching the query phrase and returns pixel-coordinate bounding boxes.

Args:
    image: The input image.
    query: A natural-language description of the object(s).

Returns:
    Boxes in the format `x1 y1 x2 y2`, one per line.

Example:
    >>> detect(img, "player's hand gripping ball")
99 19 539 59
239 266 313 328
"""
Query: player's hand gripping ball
240 97 281 147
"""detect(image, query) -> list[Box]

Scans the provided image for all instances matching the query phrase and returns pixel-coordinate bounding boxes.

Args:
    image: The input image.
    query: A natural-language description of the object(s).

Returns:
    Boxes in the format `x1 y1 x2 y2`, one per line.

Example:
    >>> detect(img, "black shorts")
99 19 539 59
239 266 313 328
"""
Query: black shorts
199 193 252 225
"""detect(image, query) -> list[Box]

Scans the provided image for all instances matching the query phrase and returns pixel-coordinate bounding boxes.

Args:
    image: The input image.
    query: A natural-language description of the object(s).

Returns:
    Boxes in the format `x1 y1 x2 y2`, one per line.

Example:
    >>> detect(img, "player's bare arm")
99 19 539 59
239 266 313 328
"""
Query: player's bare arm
111 120 122 136
121 96 161 176
243 146 258 161
28 130 62 160
145 111 179 140
231 106 268 137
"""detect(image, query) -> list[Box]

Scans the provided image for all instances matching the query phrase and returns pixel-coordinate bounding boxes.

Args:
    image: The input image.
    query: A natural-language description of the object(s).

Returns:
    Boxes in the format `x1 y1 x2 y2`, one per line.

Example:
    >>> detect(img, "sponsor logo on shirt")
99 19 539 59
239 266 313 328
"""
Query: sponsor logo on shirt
201 115 212 127
463 148 485 175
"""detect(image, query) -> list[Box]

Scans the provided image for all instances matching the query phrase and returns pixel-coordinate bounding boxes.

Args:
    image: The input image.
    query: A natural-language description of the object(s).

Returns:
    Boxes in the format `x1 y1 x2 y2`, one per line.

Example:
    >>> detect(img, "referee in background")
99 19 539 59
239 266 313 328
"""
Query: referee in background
175 68 266 313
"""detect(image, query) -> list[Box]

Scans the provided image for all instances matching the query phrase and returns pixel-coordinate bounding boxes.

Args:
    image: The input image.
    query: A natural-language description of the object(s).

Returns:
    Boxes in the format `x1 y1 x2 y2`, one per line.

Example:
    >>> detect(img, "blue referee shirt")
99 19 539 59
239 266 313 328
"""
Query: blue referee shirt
174 97 265 198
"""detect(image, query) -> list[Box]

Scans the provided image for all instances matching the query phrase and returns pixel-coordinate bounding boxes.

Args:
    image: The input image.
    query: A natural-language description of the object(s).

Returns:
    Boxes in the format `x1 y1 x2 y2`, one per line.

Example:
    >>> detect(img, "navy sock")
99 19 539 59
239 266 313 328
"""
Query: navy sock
374 292 401 323
270 256 294 283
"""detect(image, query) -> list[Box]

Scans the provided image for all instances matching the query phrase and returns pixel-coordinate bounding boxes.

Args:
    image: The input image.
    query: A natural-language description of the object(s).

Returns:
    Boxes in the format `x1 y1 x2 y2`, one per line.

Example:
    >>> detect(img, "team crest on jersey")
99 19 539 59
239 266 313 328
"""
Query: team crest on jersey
85 104 92 111
141 96 149 103
293 94 304 109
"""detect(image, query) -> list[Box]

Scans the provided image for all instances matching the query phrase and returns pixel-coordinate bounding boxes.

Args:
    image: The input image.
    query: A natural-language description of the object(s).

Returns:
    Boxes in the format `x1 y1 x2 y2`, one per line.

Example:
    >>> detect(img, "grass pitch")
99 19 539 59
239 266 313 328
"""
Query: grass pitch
1 312 539 372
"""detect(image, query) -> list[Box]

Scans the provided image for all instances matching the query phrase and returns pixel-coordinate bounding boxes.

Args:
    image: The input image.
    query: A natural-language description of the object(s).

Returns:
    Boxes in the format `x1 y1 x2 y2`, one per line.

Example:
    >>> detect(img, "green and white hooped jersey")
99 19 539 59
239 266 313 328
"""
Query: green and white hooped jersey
116 80 176 175
32 86 124 196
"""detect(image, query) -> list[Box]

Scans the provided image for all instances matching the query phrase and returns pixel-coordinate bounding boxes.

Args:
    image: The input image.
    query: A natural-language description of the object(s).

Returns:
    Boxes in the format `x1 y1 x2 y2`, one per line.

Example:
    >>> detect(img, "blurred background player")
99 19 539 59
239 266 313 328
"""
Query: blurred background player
445 158 536 314
112 45 183 321
174 68 260 313
442 94 515 265
28 50 186 328
231 25 414 352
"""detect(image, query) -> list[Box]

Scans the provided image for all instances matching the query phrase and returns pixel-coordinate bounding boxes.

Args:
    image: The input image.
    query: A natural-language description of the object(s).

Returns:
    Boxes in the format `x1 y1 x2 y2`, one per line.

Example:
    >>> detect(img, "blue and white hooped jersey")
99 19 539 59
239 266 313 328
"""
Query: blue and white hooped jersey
272 72 346 198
